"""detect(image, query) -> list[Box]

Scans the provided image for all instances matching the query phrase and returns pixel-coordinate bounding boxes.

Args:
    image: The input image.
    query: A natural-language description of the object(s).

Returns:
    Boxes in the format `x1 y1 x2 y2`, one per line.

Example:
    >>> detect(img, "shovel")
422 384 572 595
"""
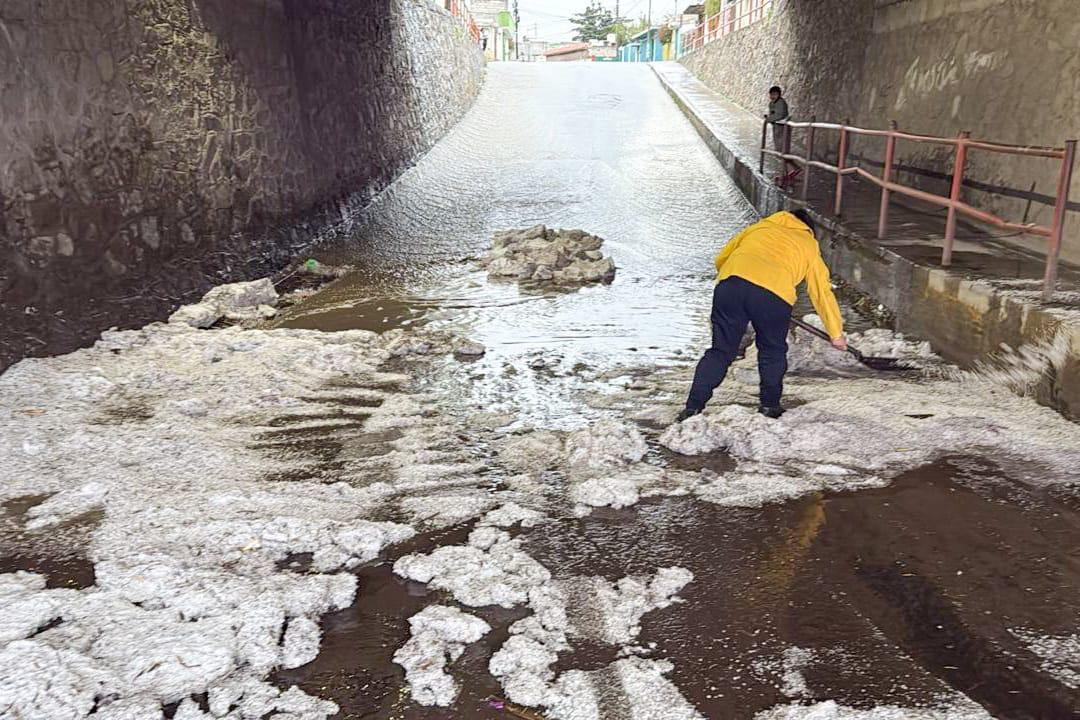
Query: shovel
790 317 913 371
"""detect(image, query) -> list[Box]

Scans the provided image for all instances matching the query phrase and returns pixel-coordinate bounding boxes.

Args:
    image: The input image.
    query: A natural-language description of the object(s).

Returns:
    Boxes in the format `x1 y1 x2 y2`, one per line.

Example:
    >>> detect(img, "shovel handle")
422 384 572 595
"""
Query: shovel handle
789 316 833 342
789 317 864 361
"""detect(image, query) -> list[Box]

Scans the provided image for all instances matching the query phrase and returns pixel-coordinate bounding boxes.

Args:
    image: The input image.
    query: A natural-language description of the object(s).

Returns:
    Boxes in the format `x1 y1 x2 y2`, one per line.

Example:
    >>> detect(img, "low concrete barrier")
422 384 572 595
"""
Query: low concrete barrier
655 65 1080 420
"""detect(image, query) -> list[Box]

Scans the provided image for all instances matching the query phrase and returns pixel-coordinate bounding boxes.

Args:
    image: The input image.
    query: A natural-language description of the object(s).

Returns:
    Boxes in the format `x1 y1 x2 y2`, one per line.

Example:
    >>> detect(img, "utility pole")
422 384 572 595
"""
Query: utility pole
614 0 621 51
513 0 520 61
648 0 652 26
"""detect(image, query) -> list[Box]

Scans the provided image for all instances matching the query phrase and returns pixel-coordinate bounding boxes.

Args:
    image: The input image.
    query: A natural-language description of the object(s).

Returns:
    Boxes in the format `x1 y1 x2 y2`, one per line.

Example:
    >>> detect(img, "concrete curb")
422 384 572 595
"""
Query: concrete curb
653 64 1080 420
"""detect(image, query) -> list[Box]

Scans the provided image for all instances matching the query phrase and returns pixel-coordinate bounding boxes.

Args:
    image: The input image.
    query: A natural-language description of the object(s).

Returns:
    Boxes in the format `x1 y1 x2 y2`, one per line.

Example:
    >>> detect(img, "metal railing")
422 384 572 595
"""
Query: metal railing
682 0 772 55
759 117 1078 300
446 0 481 42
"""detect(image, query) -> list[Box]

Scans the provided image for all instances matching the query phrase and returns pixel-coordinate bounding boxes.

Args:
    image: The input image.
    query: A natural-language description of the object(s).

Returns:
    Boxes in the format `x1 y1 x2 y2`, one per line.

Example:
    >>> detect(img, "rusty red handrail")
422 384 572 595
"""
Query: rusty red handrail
683 0 771 54
446 0 481 43
759 116 1077 301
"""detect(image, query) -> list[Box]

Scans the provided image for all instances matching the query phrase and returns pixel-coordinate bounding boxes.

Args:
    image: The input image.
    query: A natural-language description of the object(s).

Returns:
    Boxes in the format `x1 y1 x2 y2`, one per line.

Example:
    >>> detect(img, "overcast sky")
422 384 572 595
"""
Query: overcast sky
517 0 677 42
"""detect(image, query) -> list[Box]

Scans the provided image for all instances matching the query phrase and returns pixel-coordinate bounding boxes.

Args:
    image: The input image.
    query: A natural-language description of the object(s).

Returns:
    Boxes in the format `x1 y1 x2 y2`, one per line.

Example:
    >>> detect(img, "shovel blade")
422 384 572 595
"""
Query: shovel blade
860 356 913 371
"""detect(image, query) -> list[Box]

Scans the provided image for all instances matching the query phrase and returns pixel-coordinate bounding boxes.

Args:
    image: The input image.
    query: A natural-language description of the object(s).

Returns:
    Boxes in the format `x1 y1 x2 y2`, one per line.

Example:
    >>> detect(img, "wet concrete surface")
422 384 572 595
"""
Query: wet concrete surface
274 453 1080 719
264 63 1080 717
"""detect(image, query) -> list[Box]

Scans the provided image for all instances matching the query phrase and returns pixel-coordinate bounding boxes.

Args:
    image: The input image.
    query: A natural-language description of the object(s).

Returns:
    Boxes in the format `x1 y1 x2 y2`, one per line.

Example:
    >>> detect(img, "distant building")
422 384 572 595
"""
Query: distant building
545 42 589 62
522 38 549 62
674 5 705 58
588 38 618 62
544 38 618 63
618 27 664 62
471 0 516 61
682 4 705 22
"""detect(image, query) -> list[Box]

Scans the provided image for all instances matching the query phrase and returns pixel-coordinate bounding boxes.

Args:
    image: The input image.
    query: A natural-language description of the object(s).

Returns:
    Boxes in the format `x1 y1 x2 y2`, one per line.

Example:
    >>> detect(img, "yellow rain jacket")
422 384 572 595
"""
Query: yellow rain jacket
715 211 844 339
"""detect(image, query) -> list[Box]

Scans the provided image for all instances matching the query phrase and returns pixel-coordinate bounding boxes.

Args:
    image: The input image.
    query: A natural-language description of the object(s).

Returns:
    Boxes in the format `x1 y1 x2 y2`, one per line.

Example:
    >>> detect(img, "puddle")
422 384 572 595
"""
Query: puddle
517 457 1080 717
0 495 99 589
0 550 97 590
270 454 1080 719
274 523 527 720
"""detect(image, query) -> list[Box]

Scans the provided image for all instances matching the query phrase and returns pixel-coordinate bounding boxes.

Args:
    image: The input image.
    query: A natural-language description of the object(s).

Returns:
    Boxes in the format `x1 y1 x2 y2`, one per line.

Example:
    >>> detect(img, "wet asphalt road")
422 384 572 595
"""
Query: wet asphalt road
278 62 755 370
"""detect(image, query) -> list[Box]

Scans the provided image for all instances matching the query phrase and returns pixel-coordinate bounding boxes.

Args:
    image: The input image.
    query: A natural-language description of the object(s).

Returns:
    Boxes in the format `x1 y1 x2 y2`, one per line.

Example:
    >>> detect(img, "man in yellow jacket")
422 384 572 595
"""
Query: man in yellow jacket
678 209 847 421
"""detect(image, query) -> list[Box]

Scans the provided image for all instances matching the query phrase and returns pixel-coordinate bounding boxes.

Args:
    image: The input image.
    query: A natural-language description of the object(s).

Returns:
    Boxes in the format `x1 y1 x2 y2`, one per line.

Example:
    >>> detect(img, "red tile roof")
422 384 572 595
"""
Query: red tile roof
545 42 589 57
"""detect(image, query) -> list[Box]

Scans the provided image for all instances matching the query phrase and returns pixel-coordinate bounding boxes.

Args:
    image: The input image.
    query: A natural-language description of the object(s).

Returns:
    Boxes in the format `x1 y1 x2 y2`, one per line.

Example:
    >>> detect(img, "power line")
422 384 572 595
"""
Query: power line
519 8 572 19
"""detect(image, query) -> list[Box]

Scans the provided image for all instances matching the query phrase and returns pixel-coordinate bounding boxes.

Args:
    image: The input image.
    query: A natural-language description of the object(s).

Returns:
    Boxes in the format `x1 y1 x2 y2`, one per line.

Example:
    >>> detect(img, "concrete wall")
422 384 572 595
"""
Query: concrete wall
0 0 485 370
680 0 1080 261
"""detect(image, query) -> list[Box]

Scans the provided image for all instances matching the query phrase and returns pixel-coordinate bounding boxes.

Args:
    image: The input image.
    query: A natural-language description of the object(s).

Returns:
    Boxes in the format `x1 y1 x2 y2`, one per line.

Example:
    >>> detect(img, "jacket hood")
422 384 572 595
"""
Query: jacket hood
766 211 813 234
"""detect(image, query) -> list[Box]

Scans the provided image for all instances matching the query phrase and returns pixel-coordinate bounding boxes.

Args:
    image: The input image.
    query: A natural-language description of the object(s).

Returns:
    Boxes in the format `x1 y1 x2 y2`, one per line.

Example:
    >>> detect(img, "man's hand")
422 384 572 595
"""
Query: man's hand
831 336 849 351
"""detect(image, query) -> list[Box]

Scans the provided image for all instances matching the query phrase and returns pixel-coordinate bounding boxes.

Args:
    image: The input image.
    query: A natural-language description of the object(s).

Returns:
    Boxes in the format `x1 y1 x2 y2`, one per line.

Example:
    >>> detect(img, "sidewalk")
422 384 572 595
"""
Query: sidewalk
652 61 1080 419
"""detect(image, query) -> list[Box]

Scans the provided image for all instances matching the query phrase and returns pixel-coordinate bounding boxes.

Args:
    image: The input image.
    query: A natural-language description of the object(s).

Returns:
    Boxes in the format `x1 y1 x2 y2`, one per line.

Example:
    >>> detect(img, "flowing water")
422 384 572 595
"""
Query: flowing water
276 62 754 413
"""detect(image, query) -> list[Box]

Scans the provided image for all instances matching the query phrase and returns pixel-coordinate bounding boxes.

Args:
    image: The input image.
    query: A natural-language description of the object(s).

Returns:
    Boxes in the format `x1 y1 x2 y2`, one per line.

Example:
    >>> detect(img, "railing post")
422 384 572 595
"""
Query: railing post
784 122 793 178
942 130 970 267
760 114 769 174
835 119 850 216
1043 139 1077 302
801 115 816 200
878 120 898 240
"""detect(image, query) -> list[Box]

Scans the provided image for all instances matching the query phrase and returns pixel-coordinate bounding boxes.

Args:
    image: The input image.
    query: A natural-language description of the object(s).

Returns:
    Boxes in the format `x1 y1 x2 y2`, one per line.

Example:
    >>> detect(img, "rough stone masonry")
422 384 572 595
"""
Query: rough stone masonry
0 0 485 371
680 0 1080 262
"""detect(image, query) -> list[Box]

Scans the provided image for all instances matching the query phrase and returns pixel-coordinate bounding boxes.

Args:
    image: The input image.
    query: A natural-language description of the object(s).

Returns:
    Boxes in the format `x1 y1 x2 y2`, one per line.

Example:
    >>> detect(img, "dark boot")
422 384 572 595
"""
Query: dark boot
676 408 702 423
758 405 785 419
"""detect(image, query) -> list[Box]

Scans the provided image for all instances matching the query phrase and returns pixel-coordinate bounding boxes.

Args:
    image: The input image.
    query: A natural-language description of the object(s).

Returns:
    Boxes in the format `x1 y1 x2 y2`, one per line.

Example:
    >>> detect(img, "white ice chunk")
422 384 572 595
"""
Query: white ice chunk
282 616 322 670
394 531 551 608
570 475 641 510
393 605 491 706
754 699 992 719
563 420 647 474
480 502 547 528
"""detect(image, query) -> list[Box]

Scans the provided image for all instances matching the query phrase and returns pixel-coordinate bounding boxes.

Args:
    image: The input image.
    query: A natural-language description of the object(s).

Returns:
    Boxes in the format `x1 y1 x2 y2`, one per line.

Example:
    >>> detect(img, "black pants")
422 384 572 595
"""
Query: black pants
686 276 792 410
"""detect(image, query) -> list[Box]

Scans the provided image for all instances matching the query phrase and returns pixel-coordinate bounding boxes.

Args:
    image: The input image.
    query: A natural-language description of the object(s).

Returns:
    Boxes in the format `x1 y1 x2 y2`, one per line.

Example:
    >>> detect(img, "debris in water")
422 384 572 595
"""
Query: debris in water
479 226 616 285
300 258 354 279
168 278 279 329
487 696 548 719
453 338 487 358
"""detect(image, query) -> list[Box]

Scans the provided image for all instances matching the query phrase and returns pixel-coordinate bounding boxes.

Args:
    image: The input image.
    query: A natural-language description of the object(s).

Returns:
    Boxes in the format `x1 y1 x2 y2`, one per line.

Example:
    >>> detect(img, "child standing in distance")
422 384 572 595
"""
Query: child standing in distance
768 85 790 152
768 85 794 177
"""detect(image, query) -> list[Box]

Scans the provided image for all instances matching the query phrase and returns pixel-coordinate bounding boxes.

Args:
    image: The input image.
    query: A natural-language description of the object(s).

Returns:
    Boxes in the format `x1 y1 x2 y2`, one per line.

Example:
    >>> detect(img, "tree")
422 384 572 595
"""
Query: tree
571 1 616 42
610 15 649 44
705 0 721 15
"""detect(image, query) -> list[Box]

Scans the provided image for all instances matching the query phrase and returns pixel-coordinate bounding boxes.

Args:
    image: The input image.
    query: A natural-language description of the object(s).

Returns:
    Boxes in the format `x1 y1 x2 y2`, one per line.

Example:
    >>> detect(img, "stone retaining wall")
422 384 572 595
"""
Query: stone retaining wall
0 0 485 370
680 0 1079 263
657 64 1080 421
